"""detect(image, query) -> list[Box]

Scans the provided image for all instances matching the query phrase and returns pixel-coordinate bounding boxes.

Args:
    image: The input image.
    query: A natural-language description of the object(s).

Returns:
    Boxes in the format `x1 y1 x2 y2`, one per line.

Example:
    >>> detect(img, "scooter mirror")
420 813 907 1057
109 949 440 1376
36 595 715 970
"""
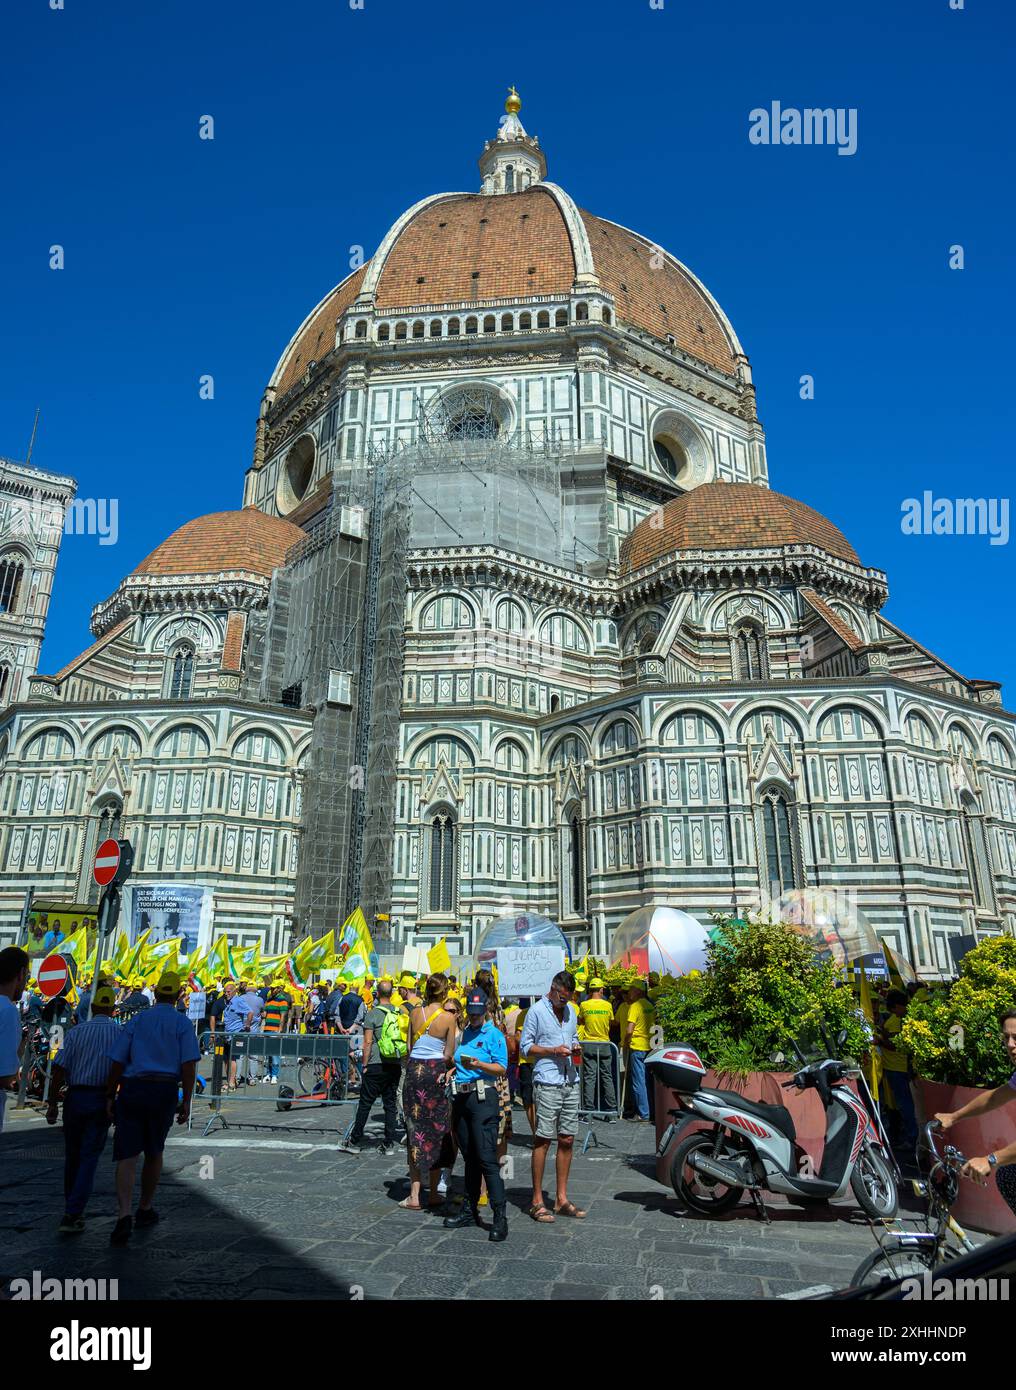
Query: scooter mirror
770 1050 785 1065
836 1028 848 1049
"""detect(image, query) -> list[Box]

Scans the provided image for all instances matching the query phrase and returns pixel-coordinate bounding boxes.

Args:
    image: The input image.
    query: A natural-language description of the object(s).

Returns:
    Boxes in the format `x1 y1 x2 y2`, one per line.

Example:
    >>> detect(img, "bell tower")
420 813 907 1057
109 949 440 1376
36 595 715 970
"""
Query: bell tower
0 455 76 708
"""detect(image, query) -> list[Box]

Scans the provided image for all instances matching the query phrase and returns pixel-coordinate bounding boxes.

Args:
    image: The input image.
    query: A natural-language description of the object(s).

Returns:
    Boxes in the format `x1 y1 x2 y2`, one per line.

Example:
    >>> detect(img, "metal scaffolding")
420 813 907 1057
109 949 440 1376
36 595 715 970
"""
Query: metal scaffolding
260 403 610 947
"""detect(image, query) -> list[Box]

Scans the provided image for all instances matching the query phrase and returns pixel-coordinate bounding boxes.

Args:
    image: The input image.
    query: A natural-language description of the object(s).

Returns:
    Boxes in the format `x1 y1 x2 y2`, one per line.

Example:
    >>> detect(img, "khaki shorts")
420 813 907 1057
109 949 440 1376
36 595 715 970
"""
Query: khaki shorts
534 1081 580 1139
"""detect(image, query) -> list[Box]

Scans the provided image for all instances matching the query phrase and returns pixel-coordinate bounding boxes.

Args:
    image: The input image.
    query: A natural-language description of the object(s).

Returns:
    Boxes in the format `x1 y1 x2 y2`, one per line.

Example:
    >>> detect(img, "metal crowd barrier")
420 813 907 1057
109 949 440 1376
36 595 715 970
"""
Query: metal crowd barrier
196 1030 358 1137
576 1041 623 1153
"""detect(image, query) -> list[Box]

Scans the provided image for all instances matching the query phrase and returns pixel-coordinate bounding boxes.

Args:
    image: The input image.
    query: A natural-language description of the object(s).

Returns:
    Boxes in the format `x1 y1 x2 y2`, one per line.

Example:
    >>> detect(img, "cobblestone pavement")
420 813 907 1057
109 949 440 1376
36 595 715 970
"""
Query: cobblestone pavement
1 1094 895 1301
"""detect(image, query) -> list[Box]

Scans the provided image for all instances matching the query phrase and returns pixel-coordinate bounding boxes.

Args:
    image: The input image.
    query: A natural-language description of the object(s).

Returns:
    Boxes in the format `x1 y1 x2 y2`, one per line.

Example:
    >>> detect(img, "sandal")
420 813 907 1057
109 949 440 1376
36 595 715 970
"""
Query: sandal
554 1201 587 1219
397 1198 425 1211
528 1203 556 1223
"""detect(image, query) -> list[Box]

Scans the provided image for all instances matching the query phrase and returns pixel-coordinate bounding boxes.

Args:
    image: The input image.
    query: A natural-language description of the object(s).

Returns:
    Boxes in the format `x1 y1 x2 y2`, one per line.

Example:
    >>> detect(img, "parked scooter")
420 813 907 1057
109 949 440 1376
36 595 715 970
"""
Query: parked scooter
646 1032 898 1222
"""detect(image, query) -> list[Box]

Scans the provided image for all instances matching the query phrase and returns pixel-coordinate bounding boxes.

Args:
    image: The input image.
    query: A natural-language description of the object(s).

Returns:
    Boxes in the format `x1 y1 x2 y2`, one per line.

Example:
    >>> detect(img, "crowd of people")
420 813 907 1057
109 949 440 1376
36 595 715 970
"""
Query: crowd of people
0 942 666 1247
4 940 1016 1246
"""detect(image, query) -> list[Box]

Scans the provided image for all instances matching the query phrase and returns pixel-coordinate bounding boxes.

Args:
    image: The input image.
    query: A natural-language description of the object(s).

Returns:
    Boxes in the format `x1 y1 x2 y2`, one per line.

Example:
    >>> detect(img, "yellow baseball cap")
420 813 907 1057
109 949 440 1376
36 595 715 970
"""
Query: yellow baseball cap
92 985 117 1009
155 971 181 999
589 977 604 989
398 972 416 988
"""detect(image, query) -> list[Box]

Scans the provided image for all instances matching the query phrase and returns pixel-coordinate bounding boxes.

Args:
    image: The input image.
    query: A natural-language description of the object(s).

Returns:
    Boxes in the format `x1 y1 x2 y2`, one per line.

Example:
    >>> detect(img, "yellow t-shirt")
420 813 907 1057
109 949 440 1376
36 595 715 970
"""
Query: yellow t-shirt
578 997 614 1042
881 1014 909 1072
624 997 656 1052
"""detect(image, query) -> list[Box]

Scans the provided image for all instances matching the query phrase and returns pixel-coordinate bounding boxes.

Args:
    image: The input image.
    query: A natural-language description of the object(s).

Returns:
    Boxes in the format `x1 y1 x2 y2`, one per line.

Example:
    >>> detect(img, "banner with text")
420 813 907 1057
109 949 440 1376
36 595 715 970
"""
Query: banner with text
496 946 566 999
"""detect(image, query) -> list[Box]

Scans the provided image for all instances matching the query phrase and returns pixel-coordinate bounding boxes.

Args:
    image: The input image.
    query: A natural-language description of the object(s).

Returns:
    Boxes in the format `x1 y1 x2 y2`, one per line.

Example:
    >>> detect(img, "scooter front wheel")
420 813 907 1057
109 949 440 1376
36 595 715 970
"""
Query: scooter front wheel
850 1145 899 1220
669 1130 744 1215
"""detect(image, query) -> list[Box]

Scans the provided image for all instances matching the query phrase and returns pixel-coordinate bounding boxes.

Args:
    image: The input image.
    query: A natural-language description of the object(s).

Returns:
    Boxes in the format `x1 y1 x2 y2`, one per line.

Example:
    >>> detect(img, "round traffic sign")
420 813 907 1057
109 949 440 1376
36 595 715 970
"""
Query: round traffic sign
93 838 121 887
38 953 71 999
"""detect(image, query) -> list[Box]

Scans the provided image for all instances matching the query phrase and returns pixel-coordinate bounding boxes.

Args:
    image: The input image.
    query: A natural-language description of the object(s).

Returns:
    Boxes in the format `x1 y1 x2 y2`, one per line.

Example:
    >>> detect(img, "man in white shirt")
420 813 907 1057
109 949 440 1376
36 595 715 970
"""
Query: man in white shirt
0 947 30 1131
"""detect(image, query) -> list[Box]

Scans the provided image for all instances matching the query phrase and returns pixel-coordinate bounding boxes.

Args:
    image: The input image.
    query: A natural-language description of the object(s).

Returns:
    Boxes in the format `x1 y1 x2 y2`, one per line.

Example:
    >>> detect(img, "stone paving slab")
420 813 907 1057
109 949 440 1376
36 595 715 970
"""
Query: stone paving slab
0 1096 896 1300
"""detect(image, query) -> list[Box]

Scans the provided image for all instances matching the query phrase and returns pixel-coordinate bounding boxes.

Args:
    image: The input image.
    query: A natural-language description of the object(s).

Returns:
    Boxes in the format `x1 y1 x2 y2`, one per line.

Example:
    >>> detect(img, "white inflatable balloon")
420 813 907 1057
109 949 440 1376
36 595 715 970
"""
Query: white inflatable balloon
610 905 710 976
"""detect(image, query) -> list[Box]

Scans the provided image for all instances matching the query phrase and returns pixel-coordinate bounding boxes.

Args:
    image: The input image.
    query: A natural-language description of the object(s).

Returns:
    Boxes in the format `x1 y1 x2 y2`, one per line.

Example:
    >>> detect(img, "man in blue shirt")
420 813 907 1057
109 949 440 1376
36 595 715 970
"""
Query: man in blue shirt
443 987 509 1243
47 984 120 1231
520 970 586 1224
105 971 200 1246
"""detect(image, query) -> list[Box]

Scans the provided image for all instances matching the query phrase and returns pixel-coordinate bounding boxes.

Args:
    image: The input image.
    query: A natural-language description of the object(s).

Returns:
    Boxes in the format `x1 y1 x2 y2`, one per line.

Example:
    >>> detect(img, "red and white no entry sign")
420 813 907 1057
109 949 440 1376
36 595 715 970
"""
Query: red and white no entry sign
38 953 71 999
93 838 121 887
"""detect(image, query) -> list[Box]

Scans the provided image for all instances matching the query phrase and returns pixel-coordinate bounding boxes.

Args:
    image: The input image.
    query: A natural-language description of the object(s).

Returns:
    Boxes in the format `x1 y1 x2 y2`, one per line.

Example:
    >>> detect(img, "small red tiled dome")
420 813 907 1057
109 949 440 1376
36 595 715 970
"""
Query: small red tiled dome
133 507 304 579
620 482 861 573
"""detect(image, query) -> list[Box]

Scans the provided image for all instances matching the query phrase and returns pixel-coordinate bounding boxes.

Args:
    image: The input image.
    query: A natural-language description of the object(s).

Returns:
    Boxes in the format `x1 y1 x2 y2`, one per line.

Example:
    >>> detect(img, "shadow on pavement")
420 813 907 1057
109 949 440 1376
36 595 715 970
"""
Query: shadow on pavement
1 1124 368 1300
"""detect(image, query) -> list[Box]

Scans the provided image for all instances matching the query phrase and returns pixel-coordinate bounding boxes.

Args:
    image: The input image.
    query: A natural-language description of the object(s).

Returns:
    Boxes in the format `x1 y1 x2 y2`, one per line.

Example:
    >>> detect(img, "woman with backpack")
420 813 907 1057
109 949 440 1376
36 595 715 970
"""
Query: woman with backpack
338 979 405 1156
399 973 458 1210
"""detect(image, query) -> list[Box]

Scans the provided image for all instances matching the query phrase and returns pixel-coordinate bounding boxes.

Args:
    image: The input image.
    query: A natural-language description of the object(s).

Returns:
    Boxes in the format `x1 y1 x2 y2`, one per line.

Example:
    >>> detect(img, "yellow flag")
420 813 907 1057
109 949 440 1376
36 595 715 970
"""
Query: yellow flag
305 930 335 972
206 935 235 982
428 937 452 974
59 925 90 970
110 931 130 975
124 929 151 980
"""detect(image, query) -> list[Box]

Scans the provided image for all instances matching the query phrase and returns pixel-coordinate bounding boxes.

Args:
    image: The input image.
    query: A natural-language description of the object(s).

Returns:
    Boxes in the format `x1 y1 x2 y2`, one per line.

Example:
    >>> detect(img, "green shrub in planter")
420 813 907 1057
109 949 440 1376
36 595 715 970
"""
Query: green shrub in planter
901 936 1016 1089
654 914 868 1071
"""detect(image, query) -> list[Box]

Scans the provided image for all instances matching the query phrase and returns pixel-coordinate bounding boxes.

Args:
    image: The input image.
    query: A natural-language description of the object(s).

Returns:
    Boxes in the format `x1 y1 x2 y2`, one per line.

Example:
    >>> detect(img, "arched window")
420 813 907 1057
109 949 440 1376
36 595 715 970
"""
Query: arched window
394 321 407 340
0 554 26 614
420 595 474 630
447 318 460 336
537 310 550 328
170 646 194 699
760 787 800 894
483 315 496 334
961 791 994 911
538 613 590 653
731 623 768 680
428 812 457 914
504 164 515 193
576 302 589 322
0 665 10 704
568 812 585 915
465 317 478 335
494 739 527 772
87 797 123 904
495 598 525 632
501 314 513 332
602 720 637 755
354 319 367 339
519 312 532 330
555 308 567 327
549 734 585 768
602 307 612 324
429 320 442 338
377 322 390 342
412 319 425 339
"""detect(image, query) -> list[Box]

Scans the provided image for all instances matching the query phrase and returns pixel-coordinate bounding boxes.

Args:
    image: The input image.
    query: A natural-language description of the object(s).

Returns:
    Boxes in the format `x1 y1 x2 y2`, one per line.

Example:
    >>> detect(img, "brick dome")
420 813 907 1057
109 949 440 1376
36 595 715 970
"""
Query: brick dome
133 507 304 579
620 483 861 573
271 186 741 396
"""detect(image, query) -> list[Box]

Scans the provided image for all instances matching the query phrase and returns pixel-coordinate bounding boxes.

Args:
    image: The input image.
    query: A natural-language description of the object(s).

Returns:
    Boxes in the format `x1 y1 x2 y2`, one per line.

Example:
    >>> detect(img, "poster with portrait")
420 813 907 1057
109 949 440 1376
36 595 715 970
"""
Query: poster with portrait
126 883 213 958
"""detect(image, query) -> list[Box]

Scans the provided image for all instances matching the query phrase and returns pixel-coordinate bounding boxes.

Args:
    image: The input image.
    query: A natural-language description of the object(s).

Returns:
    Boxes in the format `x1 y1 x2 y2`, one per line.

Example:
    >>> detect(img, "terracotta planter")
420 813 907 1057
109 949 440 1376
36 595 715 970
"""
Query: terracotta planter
654 1070 839 1186
917 1079 1016 1237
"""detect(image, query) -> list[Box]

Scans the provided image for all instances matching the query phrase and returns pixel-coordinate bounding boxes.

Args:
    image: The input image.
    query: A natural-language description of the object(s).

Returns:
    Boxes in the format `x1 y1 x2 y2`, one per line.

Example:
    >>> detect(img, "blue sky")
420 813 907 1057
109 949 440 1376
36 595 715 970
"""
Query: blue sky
3 0 1013 694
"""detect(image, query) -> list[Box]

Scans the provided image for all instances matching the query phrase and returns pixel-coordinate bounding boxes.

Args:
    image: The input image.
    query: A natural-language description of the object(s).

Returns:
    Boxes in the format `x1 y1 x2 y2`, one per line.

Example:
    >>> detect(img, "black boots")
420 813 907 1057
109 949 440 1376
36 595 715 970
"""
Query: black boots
443 1200 481 1229
489 1203 508 1243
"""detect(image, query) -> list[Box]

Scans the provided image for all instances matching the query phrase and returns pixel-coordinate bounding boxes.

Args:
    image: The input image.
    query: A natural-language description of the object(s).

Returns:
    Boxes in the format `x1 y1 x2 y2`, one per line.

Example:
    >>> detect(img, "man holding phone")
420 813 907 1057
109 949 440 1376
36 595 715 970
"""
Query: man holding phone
520 969 586 1224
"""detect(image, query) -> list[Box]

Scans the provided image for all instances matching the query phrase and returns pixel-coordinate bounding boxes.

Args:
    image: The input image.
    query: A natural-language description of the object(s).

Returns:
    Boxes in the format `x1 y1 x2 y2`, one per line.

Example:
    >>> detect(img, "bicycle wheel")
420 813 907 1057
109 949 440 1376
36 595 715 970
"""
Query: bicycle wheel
298 1058 326 1096
850 1239 935 1289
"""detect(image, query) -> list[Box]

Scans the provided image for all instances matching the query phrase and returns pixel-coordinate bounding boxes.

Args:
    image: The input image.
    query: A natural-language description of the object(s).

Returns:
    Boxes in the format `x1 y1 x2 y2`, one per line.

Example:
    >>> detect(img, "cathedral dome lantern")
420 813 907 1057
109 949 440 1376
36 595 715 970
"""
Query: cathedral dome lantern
478 87 547 195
